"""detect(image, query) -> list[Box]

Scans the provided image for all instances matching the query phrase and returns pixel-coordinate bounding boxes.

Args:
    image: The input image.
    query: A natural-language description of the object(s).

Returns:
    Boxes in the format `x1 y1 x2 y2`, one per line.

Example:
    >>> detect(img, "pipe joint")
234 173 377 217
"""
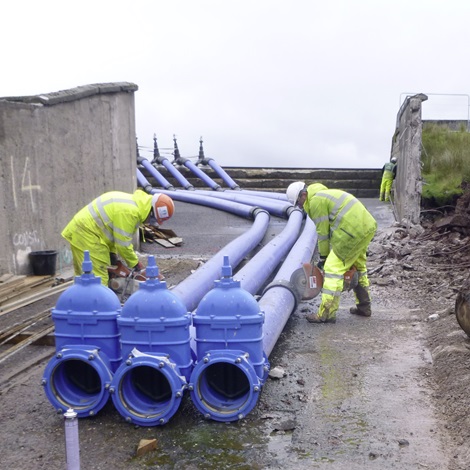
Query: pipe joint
152 155 166 165
189 349 266 422
174 156 189 165
285 205 305 219
42 345 113 418
110 349 187 426
250 207 270 220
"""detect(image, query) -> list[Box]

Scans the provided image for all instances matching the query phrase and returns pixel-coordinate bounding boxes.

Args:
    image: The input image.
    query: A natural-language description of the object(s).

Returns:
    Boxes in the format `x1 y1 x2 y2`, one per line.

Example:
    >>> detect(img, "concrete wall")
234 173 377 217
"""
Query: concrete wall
0 83 138 276
391 93 427 225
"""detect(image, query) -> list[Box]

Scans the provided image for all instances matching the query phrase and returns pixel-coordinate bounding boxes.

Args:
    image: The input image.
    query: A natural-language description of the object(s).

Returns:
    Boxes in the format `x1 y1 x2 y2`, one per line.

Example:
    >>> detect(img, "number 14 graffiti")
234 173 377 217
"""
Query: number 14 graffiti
10 154 42 211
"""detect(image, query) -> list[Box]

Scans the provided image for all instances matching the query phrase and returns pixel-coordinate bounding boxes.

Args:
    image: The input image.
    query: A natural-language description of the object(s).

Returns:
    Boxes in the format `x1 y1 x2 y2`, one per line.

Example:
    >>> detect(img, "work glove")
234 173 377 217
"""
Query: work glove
132 261 144 272
109 253 119 266
317 257 326 270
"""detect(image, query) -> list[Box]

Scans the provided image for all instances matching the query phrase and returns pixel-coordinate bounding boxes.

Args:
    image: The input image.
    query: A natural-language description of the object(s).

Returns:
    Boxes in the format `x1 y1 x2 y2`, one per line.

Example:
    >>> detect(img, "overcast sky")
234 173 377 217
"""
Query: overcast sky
2 1 470 168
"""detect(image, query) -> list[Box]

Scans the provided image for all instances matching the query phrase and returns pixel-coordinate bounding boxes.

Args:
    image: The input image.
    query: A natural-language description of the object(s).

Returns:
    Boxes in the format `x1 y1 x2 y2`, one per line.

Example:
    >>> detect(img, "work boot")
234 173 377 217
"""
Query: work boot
350 285 372 317
349 305 371 317
306 313 336 324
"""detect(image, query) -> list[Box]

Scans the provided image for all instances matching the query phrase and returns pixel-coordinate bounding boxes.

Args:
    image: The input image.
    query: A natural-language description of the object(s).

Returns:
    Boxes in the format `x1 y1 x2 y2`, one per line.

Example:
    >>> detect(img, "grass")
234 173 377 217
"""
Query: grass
421 123 470 206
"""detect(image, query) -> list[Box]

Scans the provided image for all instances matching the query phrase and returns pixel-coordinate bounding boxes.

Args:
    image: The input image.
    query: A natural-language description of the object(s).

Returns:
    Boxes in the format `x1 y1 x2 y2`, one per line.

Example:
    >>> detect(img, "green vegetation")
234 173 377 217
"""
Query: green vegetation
421 123 470 206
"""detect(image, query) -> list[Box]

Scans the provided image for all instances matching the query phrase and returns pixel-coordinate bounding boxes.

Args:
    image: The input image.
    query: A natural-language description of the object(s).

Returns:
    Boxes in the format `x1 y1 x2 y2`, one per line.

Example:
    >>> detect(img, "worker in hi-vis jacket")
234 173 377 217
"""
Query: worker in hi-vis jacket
379 156 397 202
62 189 174 286
286 181 377 323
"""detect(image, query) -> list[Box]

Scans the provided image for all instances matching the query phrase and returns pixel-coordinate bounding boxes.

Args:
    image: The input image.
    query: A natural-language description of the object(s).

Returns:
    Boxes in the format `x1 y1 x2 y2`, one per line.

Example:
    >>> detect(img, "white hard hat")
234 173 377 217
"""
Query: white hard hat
151 193 175 225
286 181 306 205
391 157 397 163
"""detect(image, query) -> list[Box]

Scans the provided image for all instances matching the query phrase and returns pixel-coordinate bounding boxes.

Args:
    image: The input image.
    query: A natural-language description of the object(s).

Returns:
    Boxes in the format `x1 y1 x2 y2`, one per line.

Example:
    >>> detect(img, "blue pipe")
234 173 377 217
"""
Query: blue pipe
188 219 318 422
202 158 240 190
171 208 270 312
260 216 317 356
174 155 221 191
42 345 114 417
137 167 253 217
137 169 271 313
236 209 304 295
191 189 292 218
237 189 289 201
138 157 174 189
153 154 194 190
136 169 153 193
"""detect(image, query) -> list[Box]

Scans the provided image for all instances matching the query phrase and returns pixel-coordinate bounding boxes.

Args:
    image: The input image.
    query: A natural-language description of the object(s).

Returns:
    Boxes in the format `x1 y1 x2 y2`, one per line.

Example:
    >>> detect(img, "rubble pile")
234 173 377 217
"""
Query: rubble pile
369 187 470 312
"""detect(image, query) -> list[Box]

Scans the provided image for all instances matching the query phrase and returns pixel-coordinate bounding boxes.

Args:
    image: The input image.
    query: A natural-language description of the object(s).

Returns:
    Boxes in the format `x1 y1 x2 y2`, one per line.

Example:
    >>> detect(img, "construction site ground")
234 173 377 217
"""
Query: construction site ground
1 196 470 470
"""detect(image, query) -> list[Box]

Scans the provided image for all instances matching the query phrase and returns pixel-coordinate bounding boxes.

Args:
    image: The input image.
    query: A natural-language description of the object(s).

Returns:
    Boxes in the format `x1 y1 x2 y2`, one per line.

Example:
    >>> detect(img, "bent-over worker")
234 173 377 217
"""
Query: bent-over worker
379 156 397 202
286 181 377 324
62 189 175 286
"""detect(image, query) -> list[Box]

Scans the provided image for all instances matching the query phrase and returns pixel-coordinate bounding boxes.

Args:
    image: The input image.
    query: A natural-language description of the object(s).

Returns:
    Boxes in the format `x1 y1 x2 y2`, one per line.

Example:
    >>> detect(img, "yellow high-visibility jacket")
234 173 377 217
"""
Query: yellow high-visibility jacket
62 190 152 268
303 183 377 263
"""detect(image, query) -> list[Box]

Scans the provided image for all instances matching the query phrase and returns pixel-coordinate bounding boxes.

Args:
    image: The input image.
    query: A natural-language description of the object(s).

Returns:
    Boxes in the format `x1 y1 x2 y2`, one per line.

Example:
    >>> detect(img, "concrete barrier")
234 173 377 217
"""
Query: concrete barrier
0 83 138 276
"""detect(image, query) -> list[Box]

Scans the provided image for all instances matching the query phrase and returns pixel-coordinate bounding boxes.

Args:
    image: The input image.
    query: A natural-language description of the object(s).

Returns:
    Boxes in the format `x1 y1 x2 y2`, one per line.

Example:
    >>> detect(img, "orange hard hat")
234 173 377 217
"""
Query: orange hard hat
151 193 175 225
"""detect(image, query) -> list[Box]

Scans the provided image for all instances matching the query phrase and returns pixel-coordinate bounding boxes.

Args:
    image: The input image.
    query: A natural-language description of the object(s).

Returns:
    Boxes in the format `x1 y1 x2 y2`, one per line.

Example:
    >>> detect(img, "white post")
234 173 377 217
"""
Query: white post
64 408 80 470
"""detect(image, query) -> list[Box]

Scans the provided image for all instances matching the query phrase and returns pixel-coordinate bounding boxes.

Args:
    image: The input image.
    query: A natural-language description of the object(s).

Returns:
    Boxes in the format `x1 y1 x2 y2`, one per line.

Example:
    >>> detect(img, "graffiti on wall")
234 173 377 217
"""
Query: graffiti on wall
10 154 42 211
13 230 40 247
9 154 43 273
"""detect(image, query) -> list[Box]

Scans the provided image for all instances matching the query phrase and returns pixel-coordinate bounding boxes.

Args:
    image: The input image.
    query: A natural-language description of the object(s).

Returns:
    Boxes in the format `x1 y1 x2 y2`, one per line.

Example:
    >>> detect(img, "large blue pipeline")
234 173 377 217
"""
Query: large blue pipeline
136 163 310 422
43 159 316 425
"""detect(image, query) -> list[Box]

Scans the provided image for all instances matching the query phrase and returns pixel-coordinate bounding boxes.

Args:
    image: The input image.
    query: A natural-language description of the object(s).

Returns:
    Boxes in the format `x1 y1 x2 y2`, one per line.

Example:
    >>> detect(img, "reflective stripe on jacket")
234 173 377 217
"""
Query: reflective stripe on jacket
303 183 377 262
62 190 152 268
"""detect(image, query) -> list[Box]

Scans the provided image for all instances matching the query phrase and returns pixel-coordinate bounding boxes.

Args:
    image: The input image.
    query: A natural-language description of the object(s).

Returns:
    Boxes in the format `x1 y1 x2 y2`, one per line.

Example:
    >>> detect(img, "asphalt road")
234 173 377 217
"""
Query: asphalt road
146 195 396 262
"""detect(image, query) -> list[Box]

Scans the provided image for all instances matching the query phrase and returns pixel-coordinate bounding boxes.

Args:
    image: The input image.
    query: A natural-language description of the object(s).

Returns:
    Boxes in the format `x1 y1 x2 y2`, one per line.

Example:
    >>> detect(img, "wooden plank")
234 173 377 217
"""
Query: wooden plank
5 332 55 347
0 324 55 364
0 309 51 344
0 281 72 316
0 276 55 306
155 238 175 248
155 228 178 238
0 276 26 296
168 237 183 245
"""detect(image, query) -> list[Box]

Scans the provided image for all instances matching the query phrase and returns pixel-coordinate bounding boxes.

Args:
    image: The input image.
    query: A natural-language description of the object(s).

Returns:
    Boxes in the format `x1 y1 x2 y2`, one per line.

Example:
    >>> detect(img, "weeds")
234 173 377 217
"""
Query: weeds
421 123 470 205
